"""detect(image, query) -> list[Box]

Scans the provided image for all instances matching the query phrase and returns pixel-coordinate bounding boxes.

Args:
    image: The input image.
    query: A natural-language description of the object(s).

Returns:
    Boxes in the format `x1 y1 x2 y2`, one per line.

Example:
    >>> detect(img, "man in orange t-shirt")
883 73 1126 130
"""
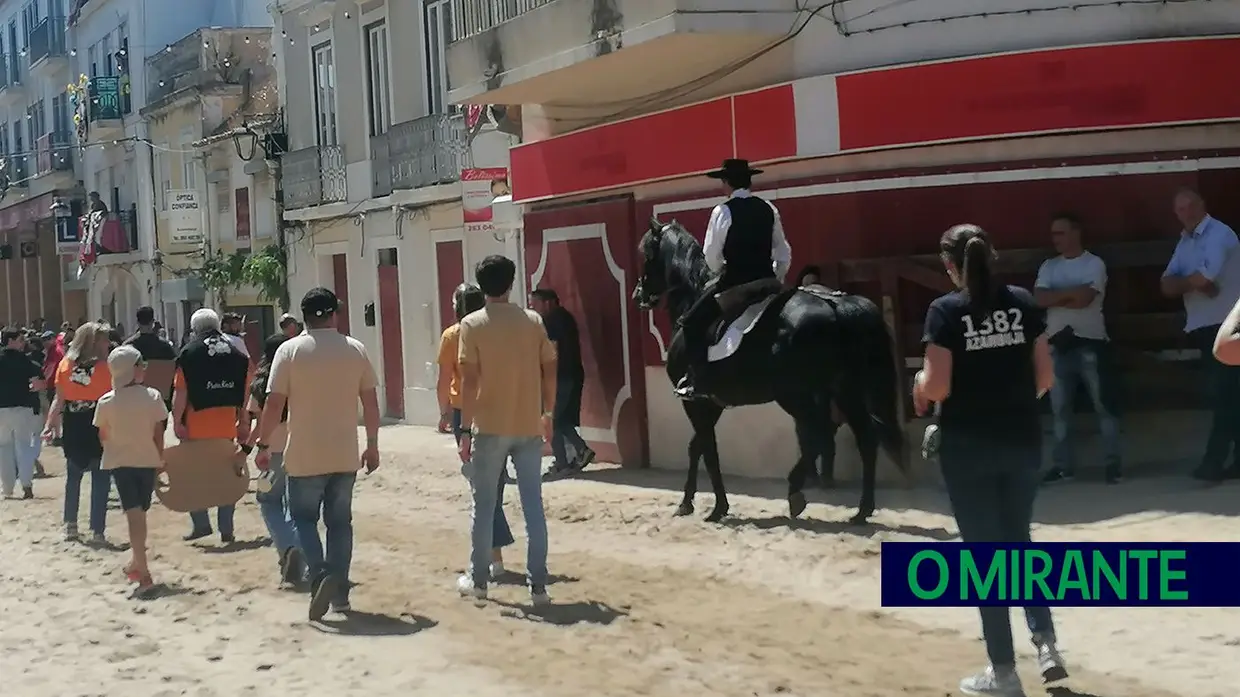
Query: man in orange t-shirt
173 309 250 543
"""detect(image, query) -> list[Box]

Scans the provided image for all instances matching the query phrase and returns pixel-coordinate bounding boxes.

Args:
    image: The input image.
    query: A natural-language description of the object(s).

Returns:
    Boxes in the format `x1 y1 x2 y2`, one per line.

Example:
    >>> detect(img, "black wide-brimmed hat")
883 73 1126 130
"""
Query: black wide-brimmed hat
706 158 763 179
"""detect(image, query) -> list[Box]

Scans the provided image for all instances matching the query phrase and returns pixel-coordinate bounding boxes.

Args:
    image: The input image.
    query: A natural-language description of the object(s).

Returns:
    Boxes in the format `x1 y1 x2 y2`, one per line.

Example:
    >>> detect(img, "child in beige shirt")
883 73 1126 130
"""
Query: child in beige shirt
94 345 167 597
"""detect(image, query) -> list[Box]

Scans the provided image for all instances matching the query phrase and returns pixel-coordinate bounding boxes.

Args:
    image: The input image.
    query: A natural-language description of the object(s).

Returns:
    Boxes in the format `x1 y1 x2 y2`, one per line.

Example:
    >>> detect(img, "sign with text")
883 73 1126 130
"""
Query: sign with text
461 167 509 234
169 189 203 244
55 216 78 254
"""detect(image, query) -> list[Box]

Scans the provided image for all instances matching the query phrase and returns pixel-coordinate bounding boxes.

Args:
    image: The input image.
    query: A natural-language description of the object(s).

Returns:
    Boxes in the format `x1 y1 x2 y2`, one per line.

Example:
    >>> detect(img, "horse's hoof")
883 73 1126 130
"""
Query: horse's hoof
704 506 729 523
788 492 807 518
674 503 694 517
848 510 874 526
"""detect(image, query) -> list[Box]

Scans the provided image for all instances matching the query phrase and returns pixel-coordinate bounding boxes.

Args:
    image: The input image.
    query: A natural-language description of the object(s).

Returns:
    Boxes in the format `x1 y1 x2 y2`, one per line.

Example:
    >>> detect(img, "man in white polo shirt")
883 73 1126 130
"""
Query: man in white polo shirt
1034 213 1121 485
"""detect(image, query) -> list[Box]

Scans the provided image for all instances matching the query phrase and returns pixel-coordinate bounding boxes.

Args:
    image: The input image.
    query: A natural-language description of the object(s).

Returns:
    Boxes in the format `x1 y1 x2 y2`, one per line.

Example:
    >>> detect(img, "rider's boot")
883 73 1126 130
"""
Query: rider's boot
674 365 711 401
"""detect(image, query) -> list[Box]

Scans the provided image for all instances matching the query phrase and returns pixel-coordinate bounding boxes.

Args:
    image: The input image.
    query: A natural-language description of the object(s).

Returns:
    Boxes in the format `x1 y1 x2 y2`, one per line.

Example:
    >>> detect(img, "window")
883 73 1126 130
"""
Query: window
87 42 97 77
101 32 113 76
178 127 196 190
21 2 37 52
423 0 451 115
0 122 9 155
52 92 68 135
216 174 231 215
364 21 391 136
311 42 338 147
157 148 172 210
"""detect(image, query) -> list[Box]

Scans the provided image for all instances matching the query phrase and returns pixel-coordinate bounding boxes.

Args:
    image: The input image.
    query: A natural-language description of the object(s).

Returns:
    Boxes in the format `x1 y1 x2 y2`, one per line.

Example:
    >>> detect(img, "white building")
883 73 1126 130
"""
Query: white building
68 0 270 330
272 0 519 424
0 0 79 327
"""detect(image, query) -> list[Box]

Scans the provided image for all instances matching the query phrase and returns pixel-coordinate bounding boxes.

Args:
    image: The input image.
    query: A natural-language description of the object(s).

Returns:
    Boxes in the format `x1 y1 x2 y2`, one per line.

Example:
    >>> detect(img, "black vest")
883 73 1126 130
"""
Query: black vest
719 195 775 290
176 331 249 411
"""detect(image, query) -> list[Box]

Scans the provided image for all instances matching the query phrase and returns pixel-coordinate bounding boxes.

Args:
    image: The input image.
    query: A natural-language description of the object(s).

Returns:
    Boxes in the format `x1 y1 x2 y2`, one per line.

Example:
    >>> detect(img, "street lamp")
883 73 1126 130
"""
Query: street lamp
232 125 259 161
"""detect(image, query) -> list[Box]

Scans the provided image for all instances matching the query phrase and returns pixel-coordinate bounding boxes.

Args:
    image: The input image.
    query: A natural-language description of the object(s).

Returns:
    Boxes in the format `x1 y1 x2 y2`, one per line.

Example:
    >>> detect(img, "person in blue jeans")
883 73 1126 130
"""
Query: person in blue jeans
43 321 115 544
914 225 1067 697
255 287 381 621
1033 213 1122 484
439 283 515 575
244 333 304 586
456 255 555 605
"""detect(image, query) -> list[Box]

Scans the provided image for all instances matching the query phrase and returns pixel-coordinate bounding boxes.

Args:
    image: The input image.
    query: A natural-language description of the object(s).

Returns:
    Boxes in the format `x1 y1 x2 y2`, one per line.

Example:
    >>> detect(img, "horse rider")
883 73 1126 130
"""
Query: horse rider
674 158 793 400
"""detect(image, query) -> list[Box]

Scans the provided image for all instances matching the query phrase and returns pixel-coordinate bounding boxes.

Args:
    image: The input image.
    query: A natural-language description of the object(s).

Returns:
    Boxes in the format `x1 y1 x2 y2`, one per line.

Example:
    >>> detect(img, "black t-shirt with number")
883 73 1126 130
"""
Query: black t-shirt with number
922 285 1047 444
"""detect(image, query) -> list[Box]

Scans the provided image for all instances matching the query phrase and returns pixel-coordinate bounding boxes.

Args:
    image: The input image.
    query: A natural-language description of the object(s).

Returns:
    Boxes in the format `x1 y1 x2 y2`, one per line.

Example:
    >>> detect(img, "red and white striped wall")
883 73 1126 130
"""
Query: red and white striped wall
510 36 1240 203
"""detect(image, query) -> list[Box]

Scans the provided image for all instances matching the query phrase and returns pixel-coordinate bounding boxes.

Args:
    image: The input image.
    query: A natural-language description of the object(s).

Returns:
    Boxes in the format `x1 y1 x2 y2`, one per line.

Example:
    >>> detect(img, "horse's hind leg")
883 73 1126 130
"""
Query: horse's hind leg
776 395 820 519
683 402 727 521
836 387 880 525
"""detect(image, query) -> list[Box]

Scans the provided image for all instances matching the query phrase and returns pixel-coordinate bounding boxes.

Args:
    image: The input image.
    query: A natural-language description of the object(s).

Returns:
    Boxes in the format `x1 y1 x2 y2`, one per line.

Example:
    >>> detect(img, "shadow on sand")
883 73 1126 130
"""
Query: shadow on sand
719 513 956 540
495 599 627 627
492 572 579 587
314 611 437 637
1048 687 1105 697
199 537 273 554
571 463 1239 530
133 582 196 601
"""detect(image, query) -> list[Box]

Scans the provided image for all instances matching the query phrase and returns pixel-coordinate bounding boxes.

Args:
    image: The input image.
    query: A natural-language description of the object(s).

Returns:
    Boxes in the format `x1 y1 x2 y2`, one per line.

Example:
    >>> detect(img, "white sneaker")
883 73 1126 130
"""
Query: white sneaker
530 585 551 607
490 561 505 577
959 665 1026 697
63 523 79 541
1036 642 1069 683
456 574 486 601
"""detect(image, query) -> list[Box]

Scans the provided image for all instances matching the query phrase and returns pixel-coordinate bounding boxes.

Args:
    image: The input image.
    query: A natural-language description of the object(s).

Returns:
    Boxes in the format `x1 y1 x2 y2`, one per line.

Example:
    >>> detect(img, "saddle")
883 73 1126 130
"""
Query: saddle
709 278 783 343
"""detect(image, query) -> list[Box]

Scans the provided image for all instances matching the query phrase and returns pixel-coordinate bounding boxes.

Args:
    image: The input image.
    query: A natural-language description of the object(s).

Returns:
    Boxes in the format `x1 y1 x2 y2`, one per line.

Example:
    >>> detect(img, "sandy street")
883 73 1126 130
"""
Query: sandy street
0 424 1235 697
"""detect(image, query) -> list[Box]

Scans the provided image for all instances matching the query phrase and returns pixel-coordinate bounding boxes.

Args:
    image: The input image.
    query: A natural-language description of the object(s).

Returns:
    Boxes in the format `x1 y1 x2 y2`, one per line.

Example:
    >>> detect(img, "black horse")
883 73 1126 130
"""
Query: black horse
632 217 908 524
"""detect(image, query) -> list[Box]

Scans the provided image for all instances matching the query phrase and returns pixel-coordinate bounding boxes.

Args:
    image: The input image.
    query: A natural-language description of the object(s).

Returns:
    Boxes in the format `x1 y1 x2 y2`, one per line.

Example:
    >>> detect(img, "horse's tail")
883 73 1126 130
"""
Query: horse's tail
865 319 909 473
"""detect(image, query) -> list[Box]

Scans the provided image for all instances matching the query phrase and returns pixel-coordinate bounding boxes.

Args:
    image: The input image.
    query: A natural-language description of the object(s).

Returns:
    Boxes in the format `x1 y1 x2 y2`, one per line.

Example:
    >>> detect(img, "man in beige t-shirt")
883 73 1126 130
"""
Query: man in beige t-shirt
255 288 380 621
456 255 557 605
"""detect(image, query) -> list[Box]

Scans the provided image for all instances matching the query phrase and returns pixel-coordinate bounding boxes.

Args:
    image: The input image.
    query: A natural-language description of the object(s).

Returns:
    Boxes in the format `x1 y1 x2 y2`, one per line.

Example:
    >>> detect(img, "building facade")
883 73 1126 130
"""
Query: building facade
67 0 270 331
141 26 279 349
272 0 518 424
0 0 80 328
447 2 1240 474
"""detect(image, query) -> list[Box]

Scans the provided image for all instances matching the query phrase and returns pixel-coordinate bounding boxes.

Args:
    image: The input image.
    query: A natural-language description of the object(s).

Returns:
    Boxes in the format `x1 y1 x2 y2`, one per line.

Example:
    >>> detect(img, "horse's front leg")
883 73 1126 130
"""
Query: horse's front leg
676 435 701 517
700 430 729 522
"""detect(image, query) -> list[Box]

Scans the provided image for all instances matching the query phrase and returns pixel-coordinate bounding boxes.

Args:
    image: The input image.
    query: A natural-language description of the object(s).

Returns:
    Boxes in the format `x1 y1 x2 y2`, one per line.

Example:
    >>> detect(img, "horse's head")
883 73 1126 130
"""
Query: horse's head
633 216 671 310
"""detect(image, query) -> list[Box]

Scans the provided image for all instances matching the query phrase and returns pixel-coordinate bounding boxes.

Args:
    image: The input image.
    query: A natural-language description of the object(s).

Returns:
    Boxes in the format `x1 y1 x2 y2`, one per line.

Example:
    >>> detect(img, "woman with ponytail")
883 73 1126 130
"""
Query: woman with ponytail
912 224 1062 697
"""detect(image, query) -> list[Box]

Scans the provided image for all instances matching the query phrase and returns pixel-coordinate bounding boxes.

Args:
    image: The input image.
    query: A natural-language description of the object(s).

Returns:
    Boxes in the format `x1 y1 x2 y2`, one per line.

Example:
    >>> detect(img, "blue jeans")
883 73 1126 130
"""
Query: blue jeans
287 472 356 594
64 458 111 534
189 506 236 537
468 434 547 589
1049 344 1121 471
0 407 35 493
256 452 299 559
941 437 1056 667
452 409 514 549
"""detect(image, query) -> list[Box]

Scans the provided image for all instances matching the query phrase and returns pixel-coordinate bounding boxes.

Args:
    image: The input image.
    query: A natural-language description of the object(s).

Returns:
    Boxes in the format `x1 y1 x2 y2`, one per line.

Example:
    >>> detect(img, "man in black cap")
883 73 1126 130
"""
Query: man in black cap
253 287 380 620
673 158 793 400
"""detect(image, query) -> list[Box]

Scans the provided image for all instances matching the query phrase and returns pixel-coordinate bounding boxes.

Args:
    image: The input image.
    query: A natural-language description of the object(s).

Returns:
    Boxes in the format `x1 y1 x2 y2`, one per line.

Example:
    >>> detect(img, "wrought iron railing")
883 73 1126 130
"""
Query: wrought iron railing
370 132 392 197
450 0 557 41
28 17 67 66
281 145 347 209
388 113 471 191
6 155 27 187
36 132 73 174
0 53 21 89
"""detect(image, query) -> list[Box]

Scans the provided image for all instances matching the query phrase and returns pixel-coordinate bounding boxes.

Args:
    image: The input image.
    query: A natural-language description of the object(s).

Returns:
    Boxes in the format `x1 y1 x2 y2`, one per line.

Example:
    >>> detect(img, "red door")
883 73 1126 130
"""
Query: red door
331 253 351 335
434 239 465 330
376 250 405 419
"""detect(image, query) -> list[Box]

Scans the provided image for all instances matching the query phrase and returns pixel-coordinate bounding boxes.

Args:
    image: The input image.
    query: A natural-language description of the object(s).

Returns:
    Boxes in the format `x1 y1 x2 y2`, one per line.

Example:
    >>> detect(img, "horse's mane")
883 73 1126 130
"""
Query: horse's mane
657 220 712 292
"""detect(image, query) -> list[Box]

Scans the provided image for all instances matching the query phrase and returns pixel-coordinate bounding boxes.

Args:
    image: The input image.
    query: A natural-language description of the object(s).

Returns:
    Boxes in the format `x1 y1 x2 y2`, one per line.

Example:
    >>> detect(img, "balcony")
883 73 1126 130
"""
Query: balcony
35 133 74 178
97 207 140 258
87 76 126 139
145 28 261 110
3 155 28 190
282 145 347 210
388 113 471 192
446 0 791 108
0 53 26 107
275 0 336 26
28 17 69 78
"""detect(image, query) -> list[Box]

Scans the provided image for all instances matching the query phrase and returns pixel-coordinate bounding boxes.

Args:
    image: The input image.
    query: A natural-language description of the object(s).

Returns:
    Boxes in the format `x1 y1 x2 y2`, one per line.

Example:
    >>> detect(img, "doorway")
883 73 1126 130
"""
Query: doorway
331 253 351 335
434 238 464 331
376 248 405 419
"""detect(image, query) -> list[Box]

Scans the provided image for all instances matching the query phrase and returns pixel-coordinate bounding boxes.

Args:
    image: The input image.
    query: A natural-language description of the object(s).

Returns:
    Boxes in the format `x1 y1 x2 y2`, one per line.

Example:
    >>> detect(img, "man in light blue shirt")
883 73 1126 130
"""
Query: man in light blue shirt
1160 188 1240 482
1035 213 1121 484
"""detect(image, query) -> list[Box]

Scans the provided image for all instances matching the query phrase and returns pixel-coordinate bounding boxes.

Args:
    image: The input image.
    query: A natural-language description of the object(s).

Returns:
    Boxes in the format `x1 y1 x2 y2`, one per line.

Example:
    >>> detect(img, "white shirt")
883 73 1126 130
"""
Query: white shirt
702 189 793 282
225 333 249 358
1034 251 1108 341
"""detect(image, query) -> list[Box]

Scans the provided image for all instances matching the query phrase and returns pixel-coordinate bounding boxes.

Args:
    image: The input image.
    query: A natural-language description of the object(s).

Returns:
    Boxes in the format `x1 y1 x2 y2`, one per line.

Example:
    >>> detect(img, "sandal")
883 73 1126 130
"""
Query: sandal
123 564 142 582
